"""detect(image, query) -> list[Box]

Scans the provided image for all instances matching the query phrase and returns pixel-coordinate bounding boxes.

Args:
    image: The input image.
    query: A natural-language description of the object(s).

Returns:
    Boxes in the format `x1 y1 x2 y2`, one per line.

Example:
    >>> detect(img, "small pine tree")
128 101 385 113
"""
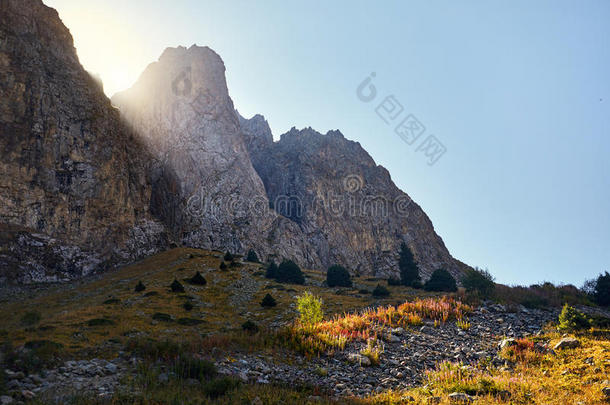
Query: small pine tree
296 292 323 324
260 293 277 307
265 262 278 279
276 260 305 285
461 267 495 298
424 269 457 292
558 304 590 331
224 251 234 261
241 320 259 334
399 243 421 287
246 249 259 263
189 271 207 285
170 279 185 293
593 271 610 307
219 261 228 270
372 284 390 298
183 301 194 311
387 277 401 286
326 265 352 287
134 281 146 292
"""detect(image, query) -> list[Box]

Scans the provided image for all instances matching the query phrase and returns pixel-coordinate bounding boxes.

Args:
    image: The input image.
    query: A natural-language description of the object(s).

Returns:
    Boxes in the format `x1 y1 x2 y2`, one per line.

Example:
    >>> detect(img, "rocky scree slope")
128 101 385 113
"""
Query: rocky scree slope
0 0 168 283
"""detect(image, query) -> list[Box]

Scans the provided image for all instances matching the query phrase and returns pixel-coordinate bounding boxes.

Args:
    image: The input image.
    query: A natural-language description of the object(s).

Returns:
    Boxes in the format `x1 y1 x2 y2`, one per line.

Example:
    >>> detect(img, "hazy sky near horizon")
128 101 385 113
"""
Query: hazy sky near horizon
45 0 610 286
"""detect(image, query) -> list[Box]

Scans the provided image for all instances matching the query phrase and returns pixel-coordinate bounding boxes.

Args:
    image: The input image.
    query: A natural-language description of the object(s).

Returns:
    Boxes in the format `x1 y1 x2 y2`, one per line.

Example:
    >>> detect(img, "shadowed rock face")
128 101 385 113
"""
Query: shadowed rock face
240 120 465 280
0 0 167 283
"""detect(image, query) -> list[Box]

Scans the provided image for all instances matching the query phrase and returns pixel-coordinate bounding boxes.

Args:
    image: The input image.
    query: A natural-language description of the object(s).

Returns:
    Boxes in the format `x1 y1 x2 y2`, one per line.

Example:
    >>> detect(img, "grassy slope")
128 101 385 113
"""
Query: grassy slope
0 248 436 354
1 248 608 404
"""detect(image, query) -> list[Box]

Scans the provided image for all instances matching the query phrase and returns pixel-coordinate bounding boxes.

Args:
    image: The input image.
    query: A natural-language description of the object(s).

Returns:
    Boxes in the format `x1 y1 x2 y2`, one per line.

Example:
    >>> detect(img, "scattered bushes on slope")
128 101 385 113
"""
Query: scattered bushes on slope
557 304 590 332
462 267 495 298
296 292 323 325
134 280 146 292
246 249 259 263
275 260 305 285
260 293 277 308
326 265 352 287
372 284 390 298
424 269 457 292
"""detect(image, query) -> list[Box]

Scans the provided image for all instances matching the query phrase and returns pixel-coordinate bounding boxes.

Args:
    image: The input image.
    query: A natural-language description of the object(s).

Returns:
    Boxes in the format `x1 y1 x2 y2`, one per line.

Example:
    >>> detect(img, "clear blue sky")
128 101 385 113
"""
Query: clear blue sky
46 0 610 286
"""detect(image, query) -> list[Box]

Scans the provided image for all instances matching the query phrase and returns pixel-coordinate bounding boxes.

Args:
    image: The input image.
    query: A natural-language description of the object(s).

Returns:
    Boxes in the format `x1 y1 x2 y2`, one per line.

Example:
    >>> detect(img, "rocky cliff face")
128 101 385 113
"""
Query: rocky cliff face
111 46 318 266
240 119 463 279
0 0 167 283
112 44 465 279
1 0 466 282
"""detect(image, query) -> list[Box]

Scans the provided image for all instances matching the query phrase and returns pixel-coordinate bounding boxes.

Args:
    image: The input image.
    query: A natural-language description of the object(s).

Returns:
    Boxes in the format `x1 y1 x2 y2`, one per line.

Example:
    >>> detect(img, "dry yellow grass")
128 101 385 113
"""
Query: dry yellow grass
0 248 437 354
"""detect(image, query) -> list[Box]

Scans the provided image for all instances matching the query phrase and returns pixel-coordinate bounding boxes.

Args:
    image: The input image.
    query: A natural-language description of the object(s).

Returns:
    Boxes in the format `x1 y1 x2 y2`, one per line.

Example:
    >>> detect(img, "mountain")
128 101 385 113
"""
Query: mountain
0 0 167 283
114 45 464 279
111 46 317 267
240 117 463 279
0 0 465 282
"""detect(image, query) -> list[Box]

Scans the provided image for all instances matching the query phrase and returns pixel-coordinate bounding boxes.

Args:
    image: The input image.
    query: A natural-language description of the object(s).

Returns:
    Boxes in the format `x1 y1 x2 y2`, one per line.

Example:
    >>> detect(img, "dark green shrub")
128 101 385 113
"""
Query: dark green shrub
462 267 495 298
593 271 610 306
327 265 352 287
3 340 64 373
424 268 457 292
203 376 240 399
246 249 259 262
87 318 115 327
183 301 194 311
143 291 158 297
358 288 370 294
265 262 278 279
125 338 186 361
241 320 259 334
103 298 120 305
173 356 217 381
387 277 401 286
170 279 184 293
0 368 6 395
558 304 590 331
230 260 242 268
21 311 41 326
219 261 228 270
411 279 423 289
399 243 421 287
177 318 204 326
372 284 390 298
189 271 207 285
276 260 305 284
135 281 146 292
261 293 277 307
223 251 234 261
152 313 173 322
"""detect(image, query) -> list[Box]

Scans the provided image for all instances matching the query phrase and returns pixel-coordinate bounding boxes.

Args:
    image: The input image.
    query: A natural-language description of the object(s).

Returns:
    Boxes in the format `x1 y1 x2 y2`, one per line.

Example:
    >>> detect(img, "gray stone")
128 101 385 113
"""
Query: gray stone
347 353 371 367
448 392 474 403
0 396 14 405
553 337 580 350
499 338 516 349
